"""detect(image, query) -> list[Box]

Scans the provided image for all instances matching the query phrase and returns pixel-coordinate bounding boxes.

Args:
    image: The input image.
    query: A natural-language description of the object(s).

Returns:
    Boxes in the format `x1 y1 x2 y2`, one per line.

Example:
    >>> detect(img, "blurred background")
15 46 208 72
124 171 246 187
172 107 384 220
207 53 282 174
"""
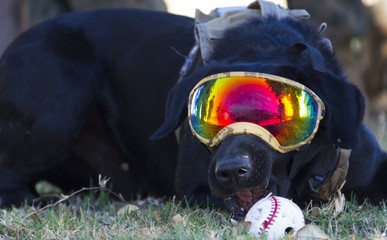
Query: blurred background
0 0 386 139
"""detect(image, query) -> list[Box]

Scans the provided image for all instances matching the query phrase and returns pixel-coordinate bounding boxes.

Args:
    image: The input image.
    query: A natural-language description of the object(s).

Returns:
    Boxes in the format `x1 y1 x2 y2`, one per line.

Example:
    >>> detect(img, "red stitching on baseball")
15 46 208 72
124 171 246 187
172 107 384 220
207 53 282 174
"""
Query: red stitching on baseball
260 196 280 235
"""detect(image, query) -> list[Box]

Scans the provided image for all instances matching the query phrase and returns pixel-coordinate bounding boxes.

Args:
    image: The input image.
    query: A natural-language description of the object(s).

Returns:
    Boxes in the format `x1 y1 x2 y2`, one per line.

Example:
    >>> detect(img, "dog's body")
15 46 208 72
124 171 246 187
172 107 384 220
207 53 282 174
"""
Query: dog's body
0 9 194 206
0 8 386 210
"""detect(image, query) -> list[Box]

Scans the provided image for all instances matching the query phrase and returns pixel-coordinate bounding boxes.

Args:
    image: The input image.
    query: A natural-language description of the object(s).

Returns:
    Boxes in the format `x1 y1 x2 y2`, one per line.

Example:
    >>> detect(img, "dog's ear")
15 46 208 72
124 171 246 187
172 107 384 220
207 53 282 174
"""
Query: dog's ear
315 72 365 149
150 72 203 139
286 43 365 149
330 82 365 149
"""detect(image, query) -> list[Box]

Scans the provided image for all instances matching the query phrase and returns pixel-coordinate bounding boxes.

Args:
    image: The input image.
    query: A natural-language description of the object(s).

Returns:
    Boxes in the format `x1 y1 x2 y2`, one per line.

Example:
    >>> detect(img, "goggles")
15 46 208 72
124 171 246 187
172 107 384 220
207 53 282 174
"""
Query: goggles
188 72 325 153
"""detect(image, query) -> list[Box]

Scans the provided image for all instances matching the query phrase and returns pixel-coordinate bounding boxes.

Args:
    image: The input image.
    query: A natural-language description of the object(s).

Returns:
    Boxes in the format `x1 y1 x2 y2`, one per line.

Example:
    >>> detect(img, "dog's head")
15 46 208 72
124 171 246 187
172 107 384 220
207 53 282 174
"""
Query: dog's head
152 17 365 213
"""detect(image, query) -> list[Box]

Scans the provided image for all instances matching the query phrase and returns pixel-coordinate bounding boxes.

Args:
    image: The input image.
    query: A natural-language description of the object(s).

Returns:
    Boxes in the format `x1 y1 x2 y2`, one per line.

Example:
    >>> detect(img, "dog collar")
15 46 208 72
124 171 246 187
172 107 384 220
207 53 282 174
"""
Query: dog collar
195 0 310 64
178 0 311 79
312 148 351 200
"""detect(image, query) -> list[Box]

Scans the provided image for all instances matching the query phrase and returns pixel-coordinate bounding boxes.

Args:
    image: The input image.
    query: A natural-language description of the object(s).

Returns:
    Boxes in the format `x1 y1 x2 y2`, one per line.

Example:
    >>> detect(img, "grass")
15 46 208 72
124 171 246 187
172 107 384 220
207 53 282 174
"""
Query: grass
0 193 250 240
305 199 387 239
1 117 386 239
0 189 386 239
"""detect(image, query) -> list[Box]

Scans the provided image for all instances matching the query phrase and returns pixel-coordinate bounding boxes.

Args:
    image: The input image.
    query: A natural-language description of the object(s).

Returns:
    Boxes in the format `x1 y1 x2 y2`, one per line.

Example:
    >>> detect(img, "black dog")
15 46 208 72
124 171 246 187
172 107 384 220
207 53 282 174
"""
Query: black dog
0 7 386 213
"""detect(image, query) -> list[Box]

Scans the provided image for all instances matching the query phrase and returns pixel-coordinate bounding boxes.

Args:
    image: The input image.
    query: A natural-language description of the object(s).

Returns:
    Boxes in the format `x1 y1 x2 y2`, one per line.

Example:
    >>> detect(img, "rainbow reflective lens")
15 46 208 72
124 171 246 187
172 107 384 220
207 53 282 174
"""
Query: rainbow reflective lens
188 72 325 153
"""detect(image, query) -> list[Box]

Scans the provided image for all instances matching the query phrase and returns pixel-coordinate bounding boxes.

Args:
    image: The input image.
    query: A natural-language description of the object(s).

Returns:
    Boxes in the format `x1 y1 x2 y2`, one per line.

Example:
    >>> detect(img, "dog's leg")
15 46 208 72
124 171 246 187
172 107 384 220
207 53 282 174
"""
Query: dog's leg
343 125 387 203
365 154 387 203
174 122 224 208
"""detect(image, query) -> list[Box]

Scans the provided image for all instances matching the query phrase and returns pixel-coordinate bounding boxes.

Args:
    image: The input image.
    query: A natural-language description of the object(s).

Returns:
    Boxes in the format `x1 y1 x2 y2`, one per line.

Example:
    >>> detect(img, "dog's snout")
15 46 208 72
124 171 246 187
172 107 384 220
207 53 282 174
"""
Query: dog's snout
215 155 252 184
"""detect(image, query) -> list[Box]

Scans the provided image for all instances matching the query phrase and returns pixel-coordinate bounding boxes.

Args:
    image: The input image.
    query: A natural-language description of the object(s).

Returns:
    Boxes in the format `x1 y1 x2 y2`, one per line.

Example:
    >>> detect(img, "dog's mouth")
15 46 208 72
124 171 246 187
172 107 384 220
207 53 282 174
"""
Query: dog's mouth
224 181 269 220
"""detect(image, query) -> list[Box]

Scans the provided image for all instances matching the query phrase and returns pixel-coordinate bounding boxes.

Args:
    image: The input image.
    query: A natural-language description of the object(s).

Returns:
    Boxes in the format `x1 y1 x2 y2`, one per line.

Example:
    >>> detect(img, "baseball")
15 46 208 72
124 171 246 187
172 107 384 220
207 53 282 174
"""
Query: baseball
244 195 305 239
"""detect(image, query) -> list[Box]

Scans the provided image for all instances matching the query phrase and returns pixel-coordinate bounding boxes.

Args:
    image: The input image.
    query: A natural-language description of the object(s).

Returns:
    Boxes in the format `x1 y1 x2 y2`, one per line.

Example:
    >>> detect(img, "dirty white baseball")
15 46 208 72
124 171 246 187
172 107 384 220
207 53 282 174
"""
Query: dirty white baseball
244 195 305 239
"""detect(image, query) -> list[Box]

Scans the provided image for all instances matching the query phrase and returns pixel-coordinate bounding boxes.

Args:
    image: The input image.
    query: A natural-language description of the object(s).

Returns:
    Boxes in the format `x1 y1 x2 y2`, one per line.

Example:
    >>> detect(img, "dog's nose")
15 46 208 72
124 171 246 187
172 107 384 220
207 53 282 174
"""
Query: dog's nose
215 155 252 184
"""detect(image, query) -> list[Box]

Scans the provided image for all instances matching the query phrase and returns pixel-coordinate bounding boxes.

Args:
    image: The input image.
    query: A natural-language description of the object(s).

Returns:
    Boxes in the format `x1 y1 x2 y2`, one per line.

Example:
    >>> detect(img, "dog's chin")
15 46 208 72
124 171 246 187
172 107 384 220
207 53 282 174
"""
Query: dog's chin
235 185 267 212
223 181 269 219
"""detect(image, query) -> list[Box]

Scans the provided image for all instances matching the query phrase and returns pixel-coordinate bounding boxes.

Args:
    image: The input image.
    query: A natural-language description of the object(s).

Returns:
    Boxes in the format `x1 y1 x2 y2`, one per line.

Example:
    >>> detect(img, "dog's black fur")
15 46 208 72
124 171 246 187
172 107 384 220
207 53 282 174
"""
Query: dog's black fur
0 9 386 209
